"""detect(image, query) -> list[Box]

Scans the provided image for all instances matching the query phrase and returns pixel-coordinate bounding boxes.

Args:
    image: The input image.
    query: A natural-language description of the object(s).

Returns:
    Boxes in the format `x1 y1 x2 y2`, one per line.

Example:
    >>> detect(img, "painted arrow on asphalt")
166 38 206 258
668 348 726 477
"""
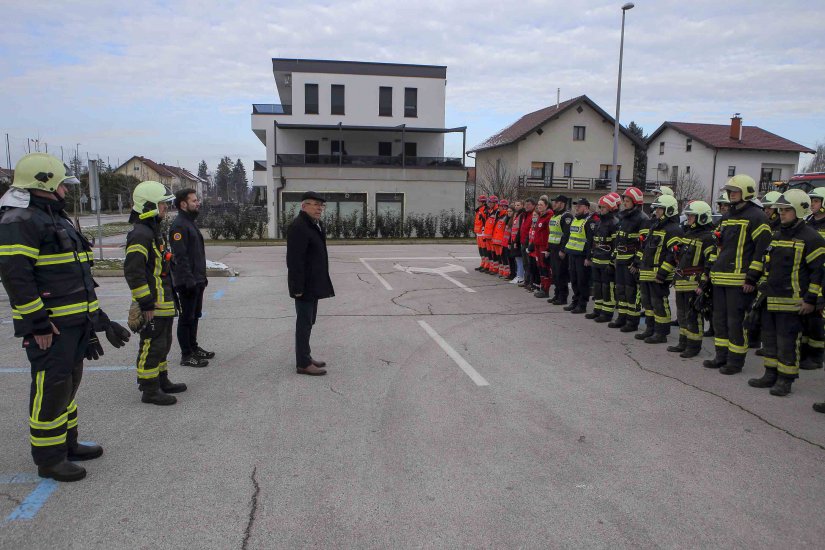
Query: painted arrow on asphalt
393 263 475 292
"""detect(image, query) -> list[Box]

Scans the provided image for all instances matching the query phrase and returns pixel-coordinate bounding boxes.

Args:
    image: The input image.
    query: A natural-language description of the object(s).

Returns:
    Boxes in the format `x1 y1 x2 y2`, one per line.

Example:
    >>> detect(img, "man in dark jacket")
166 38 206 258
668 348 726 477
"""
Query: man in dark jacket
170 188 213 368
287 191 335 376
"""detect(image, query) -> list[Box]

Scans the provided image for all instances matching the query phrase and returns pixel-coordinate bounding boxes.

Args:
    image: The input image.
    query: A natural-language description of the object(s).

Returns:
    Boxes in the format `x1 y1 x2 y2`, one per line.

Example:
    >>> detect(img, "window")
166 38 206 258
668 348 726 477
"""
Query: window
671 166 679 183
659 141 665 155
331 140 345 157
283 192 366 223
331 84 345 115
686 138 692 152
599 164 621 180
404 142 417 158
304 83 318 114
761 167 782 184
404 87 417 117
378 142 392 157
564 163 573 178
379 87 392 117
728 166 736 177
574 126 586 141
376 192 404 221
531 162 545 179
134 164 140 171
685 166 691 174
304 140 319 163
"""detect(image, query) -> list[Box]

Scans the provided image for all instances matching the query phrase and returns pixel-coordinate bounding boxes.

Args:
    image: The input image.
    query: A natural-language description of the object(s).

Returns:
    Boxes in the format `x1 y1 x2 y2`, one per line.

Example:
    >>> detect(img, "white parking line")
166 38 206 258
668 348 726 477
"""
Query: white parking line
359 256 478 291
359 258 393 290
417 320 489 387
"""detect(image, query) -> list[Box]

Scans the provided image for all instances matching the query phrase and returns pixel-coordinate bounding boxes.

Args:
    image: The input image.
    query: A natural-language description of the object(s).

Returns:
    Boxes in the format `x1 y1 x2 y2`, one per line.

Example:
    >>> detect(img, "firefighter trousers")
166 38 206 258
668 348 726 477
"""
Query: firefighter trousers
614 263 641 327
675 291 704 343
801 312 825 369
711 285 755 368
135 317 174 391
642 281 672 335
549 246 569 299
591 265 616 317
25 323 90 467
761 310 802 377
568 255 590 306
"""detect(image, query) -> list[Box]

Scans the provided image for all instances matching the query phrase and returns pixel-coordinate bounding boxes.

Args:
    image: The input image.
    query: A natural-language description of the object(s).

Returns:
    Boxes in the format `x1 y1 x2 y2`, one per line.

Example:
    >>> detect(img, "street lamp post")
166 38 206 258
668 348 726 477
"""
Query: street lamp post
611 2 634 193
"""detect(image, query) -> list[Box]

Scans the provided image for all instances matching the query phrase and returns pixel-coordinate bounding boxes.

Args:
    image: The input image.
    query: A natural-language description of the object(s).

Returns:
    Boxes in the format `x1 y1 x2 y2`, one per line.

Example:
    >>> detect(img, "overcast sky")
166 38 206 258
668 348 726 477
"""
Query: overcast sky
1 0 822 176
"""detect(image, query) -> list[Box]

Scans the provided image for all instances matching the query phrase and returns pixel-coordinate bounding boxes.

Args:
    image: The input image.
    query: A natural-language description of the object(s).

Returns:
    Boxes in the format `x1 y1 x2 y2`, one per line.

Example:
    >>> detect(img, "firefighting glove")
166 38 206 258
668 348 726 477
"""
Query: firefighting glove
85 334 105 361
104 321 131 349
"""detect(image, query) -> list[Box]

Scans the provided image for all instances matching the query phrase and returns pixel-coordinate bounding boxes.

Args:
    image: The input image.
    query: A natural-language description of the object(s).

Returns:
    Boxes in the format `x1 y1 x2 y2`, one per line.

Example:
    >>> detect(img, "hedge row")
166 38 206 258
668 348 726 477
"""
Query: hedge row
278 207 472 239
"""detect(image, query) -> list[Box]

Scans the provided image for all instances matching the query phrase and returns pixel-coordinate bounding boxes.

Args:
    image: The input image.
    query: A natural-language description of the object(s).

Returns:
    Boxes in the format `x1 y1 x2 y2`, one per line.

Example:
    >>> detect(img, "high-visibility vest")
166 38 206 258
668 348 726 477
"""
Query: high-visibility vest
473 207 486 234
565 217 587 252
548 216 564 245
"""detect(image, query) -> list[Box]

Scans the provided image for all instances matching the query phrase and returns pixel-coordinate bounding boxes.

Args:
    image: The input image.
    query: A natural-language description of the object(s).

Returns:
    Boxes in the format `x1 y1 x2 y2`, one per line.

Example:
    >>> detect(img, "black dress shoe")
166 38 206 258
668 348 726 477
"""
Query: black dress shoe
38 460 86 482
194 346 216 359
68 442 103 462
310 357 327 368
297 365 327 376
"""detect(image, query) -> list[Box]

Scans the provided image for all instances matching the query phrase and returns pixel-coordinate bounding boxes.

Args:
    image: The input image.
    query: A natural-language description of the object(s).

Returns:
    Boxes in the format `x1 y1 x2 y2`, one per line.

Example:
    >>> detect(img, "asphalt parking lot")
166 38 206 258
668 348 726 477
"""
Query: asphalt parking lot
1 243 824 549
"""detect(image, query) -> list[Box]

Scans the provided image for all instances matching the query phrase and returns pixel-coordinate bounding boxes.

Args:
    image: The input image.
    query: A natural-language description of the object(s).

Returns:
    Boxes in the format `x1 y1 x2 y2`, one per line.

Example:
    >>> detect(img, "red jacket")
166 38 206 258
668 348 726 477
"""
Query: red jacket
482 208 498 239
530 211 554 256
519 210 534 245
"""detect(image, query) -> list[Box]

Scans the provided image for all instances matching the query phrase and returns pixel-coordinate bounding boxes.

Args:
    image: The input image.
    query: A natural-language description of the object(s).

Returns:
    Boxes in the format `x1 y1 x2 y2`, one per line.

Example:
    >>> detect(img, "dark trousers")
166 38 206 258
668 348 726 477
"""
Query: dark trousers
712 285 755 367
549 246 569 299
615 263 641 326
761 310 802 377
568 254 590 305
295 298 319 368
136 317 174 391
26 323 89 466
508 248 517 277
527 255 539 288
592 265 615 317
176 284 205 357
675 291 703 343
645 281 672 336
801 313 825 368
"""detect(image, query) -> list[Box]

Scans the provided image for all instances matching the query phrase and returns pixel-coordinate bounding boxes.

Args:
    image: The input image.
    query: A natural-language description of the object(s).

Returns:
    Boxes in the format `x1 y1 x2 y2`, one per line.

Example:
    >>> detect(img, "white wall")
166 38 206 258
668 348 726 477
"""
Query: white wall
287 72 446 128
646 127 716 200
711 149 799 200
275 129 444 157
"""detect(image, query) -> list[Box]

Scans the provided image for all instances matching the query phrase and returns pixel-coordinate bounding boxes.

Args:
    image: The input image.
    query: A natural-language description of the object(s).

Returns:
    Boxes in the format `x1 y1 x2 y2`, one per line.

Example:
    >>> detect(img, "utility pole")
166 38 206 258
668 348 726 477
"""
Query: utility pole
5 133 10 169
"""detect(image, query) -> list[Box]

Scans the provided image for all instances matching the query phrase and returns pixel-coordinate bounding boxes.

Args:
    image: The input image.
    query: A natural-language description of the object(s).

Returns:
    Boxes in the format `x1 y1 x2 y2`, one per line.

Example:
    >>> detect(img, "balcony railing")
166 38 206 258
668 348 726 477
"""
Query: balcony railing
276 154 464 168
252 104 292 115
519 176 636 191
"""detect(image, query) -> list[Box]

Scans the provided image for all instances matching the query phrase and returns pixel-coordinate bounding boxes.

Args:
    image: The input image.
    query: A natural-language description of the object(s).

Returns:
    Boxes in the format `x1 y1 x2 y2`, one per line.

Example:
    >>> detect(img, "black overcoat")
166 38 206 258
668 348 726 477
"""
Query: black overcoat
286 211 335 300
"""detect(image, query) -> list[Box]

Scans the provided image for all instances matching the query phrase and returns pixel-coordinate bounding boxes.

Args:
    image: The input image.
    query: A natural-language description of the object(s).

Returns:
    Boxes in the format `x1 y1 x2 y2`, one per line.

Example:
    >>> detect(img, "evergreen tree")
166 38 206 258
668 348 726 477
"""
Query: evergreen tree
628 121 648 186
215 156 233 201
231 159 248 203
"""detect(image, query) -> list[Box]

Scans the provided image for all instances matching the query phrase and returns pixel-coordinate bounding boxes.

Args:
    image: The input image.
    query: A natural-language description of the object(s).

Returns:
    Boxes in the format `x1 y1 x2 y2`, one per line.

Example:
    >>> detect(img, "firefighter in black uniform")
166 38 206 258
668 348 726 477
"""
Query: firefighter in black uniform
124 181 186 405
704 175 771 374
169 188 214 368
762 191 782 230
747 189 825 396
611 187 649 332
636 194 683 343
547 194 573 305
799 187 825 370
669 200 715 357
0 153 130 482
587 192 620 322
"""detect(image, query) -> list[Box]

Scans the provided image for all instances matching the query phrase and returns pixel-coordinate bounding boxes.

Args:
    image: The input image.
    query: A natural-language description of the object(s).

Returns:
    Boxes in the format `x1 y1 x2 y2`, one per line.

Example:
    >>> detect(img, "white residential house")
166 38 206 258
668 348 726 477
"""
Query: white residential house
645 116 815 202
251 58 467 238
468 95 643 201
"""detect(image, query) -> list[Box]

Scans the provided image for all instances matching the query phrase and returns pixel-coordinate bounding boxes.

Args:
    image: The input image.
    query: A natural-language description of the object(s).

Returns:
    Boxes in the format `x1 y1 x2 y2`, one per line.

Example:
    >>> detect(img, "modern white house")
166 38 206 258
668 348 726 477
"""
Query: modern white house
645 116 815 201
251 58 467 237
468 95 644 200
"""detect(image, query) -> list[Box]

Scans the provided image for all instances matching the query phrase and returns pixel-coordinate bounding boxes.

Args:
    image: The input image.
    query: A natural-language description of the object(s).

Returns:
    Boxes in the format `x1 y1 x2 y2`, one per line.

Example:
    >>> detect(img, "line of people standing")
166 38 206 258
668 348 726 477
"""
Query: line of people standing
474 174 825 414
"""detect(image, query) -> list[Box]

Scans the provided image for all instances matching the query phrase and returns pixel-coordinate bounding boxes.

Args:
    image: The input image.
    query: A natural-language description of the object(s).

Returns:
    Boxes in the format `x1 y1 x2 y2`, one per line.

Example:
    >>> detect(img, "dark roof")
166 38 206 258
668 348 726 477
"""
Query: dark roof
0 167 13 180
115 156 204 181
468 95 645 153
161 164 201 183
272 58 446 79
253 160 267 171
647 122 815 153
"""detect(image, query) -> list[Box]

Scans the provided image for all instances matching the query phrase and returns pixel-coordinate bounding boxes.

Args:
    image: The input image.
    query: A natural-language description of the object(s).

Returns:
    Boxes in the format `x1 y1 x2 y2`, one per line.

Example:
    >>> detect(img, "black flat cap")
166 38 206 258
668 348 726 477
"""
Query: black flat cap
301 191 326 202
551 194 569 203
575 197 590 206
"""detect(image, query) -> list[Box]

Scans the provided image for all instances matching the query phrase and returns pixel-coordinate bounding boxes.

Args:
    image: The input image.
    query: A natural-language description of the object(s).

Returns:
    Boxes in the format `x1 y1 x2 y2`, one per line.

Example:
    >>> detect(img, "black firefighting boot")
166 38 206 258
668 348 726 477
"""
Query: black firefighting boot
621 317 640 333
667 335 688 353
680 340 703 358
550 293 568 305
644 333 668 344
141 389 177 406
748 367 778 388
800 345 824 370
595 312 613 323
159 373 187 394
719 353 745 375
38 460 86 482
585 310 600 319
813 402 825 413
570 304 587 314
534 289 549 299
769 375 794 397
608 314 626 329
563 301 578 312
68 442 103 462
703 348 727 369
634 319 654 341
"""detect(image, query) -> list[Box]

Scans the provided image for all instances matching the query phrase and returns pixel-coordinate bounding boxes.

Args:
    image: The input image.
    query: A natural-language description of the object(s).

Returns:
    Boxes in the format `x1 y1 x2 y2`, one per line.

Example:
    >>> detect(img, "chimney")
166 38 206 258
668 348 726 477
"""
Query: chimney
730 113 743 141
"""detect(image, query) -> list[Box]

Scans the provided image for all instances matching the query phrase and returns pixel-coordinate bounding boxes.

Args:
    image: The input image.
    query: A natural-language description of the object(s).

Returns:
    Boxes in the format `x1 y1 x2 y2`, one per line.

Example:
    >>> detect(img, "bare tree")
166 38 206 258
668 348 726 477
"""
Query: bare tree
804 142 825 172
478 159 520 200
673 171 707 209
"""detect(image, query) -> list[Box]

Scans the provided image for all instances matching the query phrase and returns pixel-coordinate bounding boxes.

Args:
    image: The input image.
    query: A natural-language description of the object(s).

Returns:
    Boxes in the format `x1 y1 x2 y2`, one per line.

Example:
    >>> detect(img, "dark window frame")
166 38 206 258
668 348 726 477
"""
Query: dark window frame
686 138 692 152
404 142 417 158
376 192 405 220
304 83 319 114
331 84 345 115
404 87 417 118
378 142 392 157
573 126 586 141
379 86 392 117
728 166 736 177
659 141 665 155
304 140 319 163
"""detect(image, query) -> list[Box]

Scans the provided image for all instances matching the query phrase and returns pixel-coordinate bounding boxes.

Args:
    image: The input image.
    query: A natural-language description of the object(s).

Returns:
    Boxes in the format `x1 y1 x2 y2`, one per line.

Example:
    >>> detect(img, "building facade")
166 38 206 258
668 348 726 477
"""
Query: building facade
115 156 205 196
251 58 467 238
468 95 642 202
645 117 814 202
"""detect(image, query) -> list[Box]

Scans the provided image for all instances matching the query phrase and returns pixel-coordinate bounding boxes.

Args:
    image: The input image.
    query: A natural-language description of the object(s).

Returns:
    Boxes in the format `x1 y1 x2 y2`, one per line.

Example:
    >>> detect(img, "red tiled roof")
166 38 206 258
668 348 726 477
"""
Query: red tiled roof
161 164 200 183
468 95 645 153
648 122 814 153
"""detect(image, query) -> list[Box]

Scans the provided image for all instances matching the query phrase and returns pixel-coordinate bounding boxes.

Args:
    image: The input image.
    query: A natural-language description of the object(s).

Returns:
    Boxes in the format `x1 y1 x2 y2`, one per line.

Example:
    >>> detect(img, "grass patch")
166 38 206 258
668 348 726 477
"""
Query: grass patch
81 222 132 239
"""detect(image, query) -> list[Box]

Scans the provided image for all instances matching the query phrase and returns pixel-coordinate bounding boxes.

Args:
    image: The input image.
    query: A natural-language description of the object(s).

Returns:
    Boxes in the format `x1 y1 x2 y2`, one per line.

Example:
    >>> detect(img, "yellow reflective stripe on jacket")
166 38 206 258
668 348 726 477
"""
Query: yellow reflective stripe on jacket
806 247 825 264
131 284 151 300
34 251 93 266
47 300 99 318
29 412 68 431
15 297 44 315
0 244 39 259
126 244 149 259
548 217 564 245
751 224 771 240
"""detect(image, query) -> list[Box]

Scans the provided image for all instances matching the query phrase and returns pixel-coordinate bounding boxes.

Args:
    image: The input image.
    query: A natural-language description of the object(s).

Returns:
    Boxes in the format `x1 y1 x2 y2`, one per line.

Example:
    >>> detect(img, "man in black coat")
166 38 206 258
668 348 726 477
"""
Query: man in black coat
286 191 335 376
170 188 214 368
